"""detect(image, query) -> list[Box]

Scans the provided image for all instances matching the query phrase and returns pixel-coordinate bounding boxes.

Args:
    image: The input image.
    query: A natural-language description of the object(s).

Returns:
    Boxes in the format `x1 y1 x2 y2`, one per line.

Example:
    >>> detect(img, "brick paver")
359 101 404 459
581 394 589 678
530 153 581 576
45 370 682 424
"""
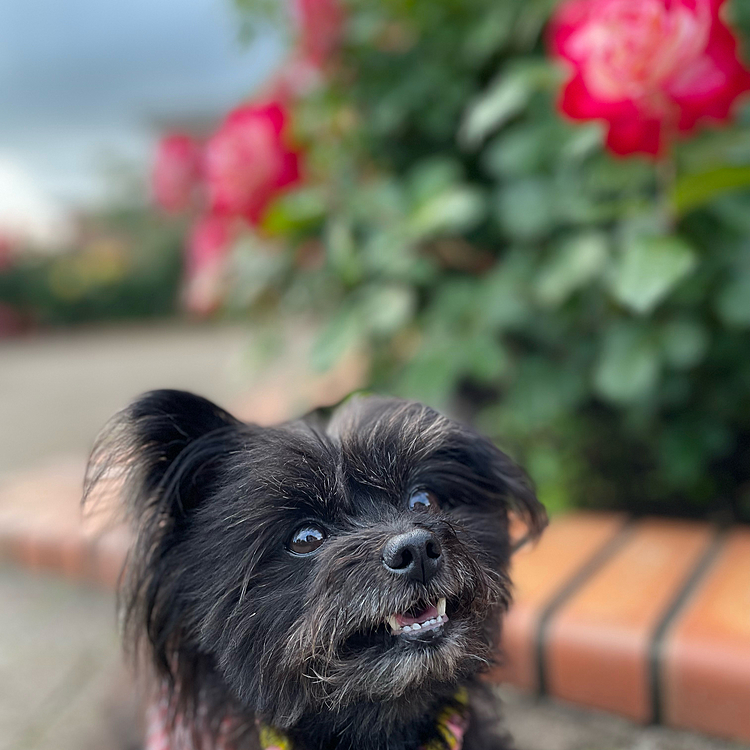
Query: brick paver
545 519 715 722
662 529 750 743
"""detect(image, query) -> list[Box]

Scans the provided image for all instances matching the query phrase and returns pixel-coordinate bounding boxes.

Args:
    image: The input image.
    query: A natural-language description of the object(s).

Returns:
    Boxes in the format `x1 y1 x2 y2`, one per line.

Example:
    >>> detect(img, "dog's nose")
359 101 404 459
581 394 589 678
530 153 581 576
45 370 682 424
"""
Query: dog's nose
382 529 442 583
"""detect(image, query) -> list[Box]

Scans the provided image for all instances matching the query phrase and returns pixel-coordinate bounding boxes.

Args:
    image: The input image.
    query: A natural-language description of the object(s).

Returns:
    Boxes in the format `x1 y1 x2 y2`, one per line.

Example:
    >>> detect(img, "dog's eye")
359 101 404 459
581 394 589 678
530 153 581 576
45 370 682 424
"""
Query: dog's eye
288 525 327 555
408 490 438 512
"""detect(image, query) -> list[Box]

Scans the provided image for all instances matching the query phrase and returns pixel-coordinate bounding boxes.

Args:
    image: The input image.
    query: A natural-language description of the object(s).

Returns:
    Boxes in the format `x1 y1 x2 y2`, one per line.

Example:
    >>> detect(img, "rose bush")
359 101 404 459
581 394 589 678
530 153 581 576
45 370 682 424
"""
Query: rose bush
550 0 750 155
152 0 750 521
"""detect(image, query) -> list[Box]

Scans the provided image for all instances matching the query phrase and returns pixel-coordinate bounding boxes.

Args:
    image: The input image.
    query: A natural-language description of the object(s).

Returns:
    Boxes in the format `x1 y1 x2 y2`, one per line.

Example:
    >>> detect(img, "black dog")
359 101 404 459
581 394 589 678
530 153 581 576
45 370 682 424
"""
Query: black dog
85 390 546 750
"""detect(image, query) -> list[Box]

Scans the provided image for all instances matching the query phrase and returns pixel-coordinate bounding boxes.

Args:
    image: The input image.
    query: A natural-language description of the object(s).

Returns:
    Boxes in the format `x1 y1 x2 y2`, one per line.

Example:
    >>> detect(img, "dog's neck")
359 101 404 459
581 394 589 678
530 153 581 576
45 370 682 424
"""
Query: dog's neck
277 687 467 750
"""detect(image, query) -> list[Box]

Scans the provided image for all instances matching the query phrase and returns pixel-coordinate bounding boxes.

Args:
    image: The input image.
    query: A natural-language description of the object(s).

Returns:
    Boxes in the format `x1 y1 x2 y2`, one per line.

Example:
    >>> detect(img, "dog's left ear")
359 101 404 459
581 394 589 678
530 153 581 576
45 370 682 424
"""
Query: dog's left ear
83 389 243 523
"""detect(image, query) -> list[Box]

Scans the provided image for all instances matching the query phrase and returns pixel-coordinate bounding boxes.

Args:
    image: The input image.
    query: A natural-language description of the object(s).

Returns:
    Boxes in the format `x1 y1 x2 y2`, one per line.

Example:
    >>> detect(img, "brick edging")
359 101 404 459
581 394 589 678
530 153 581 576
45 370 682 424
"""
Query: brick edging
495 516 750 744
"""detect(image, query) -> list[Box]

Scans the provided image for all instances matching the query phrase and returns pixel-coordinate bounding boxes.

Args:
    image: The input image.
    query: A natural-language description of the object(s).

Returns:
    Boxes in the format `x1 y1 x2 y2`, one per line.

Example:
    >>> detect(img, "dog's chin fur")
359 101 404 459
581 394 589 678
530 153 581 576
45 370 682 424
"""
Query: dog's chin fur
84 391 546 750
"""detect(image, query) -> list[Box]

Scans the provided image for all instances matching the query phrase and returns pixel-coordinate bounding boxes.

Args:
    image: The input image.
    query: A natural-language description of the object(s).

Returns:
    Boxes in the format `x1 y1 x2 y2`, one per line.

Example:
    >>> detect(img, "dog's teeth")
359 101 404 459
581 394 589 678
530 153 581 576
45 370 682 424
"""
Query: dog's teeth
402 625 412 632
411 622 421 630
387 615 401 634
437 598 446 616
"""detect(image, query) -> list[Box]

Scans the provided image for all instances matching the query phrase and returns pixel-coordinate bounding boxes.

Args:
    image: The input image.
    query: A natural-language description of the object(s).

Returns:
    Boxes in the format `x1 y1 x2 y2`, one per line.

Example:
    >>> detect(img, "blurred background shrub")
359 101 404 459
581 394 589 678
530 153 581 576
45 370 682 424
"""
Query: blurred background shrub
0 207 184 329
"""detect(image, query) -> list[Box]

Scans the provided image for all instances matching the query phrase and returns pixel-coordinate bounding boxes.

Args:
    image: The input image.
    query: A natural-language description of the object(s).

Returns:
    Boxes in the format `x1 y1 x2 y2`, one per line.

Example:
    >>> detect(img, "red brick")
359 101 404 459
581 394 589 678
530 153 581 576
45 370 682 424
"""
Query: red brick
545 519 714 722
661 528 750 743
493 512 627 691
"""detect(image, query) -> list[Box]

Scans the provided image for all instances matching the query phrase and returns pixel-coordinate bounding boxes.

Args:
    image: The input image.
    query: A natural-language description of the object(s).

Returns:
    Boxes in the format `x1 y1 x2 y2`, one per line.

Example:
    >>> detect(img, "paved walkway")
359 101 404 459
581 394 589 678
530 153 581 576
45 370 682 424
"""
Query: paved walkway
0 324 254 477
0 566 139 750
499 686 743 750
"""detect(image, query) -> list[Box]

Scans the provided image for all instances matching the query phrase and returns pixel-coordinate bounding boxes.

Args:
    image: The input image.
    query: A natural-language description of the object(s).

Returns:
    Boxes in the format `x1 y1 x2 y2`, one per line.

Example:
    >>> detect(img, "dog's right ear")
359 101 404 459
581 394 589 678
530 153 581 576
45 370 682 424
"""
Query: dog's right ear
84 389 242 523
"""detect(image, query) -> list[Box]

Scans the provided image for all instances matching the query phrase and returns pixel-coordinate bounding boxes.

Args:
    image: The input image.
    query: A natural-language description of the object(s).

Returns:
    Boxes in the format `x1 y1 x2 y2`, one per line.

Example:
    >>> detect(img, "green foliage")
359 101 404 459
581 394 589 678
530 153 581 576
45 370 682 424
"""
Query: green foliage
235 0 750 522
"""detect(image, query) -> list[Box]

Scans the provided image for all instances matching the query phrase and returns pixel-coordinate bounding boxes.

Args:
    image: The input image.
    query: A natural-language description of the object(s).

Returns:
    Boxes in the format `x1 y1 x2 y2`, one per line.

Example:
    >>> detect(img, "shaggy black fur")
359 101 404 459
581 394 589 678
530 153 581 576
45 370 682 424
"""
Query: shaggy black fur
84 391 547 750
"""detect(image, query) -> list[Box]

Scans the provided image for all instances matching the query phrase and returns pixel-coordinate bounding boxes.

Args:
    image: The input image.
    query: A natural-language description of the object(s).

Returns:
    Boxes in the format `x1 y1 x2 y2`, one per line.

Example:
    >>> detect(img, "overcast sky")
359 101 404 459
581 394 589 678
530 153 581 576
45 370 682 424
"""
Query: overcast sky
0 0 282 207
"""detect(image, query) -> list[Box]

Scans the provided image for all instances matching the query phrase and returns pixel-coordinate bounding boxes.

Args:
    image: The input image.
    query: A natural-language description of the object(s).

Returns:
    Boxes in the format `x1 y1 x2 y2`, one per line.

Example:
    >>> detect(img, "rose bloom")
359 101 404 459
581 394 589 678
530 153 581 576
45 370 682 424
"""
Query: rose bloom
204 102 301 226
294 0 344 68
152 134 202 212
550 0 750 156
183 214 234 316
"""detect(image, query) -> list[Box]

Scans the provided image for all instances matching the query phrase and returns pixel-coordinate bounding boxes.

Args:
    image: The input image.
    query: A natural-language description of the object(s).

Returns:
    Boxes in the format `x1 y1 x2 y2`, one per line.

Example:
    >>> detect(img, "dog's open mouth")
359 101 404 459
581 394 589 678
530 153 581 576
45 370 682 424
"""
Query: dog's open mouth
387 597 448 636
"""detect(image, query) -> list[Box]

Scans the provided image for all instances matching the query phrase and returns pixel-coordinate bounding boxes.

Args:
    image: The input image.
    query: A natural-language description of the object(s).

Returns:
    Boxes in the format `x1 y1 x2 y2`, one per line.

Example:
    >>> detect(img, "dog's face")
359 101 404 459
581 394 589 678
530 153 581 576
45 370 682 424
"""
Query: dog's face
86 391 545 734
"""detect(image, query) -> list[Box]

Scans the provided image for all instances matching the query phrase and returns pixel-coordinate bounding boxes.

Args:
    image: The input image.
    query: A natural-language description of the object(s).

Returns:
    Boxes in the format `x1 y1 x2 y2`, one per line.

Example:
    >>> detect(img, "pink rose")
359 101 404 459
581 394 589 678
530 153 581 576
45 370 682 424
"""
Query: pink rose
152 134 202 212
204 103 301 226
294 0 344 68
183 214 234 315
550 0 750 156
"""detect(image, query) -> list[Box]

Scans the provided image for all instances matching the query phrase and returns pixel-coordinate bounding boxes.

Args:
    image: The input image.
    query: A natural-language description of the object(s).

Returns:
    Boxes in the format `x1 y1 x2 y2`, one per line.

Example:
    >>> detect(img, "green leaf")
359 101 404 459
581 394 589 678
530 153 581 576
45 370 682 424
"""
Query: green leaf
479 251 533 328
594 324 661 404
359 284 416 336
560 123 604 161
610 235 697 314
408 186 486 239
362 228 416 278
715 266 750 326
661 319 708 369
673 166 750 215
458 65 541 149
408 158 463 205
535 232 609 307
311 304 363 372
524 444 577 515
464 332 509 382
482 124 550 179
495 178 555 240
395 341 465 408
325 218 362 284
461 3 516 65
261 187 327 234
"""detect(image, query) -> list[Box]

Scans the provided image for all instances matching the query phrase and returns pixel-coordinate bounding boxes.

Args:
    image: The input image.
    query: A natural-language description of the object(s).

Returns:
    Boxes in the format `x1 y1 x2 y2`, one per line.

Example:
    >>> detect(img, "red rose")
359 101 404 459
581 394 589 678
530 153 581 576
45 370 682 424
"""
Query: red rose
204 103 301 226
183 214 234 316
152 134 202 212
294 0 344 68
550 0 750 156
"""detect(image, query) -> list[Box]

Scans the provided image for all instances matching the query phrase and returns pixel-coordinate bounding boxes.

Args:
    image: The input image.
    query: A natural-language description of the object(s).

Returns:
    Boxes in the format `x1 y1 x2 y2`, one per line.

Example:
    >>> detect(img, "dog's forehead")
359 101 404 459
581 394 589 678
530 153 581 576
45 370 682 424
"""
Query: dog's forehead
233 398 458 517
324 396 453 453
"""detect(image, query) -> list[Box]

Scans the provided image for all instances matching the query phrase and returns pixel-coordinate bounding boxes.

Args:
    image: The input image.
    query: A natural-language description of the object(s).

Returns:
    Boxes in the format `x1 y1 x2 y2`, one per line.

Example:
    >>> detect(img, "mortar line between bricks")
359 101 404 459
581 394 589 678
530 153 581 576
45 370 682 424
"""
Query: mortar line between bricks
535 520 636 696
648 528 727 726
